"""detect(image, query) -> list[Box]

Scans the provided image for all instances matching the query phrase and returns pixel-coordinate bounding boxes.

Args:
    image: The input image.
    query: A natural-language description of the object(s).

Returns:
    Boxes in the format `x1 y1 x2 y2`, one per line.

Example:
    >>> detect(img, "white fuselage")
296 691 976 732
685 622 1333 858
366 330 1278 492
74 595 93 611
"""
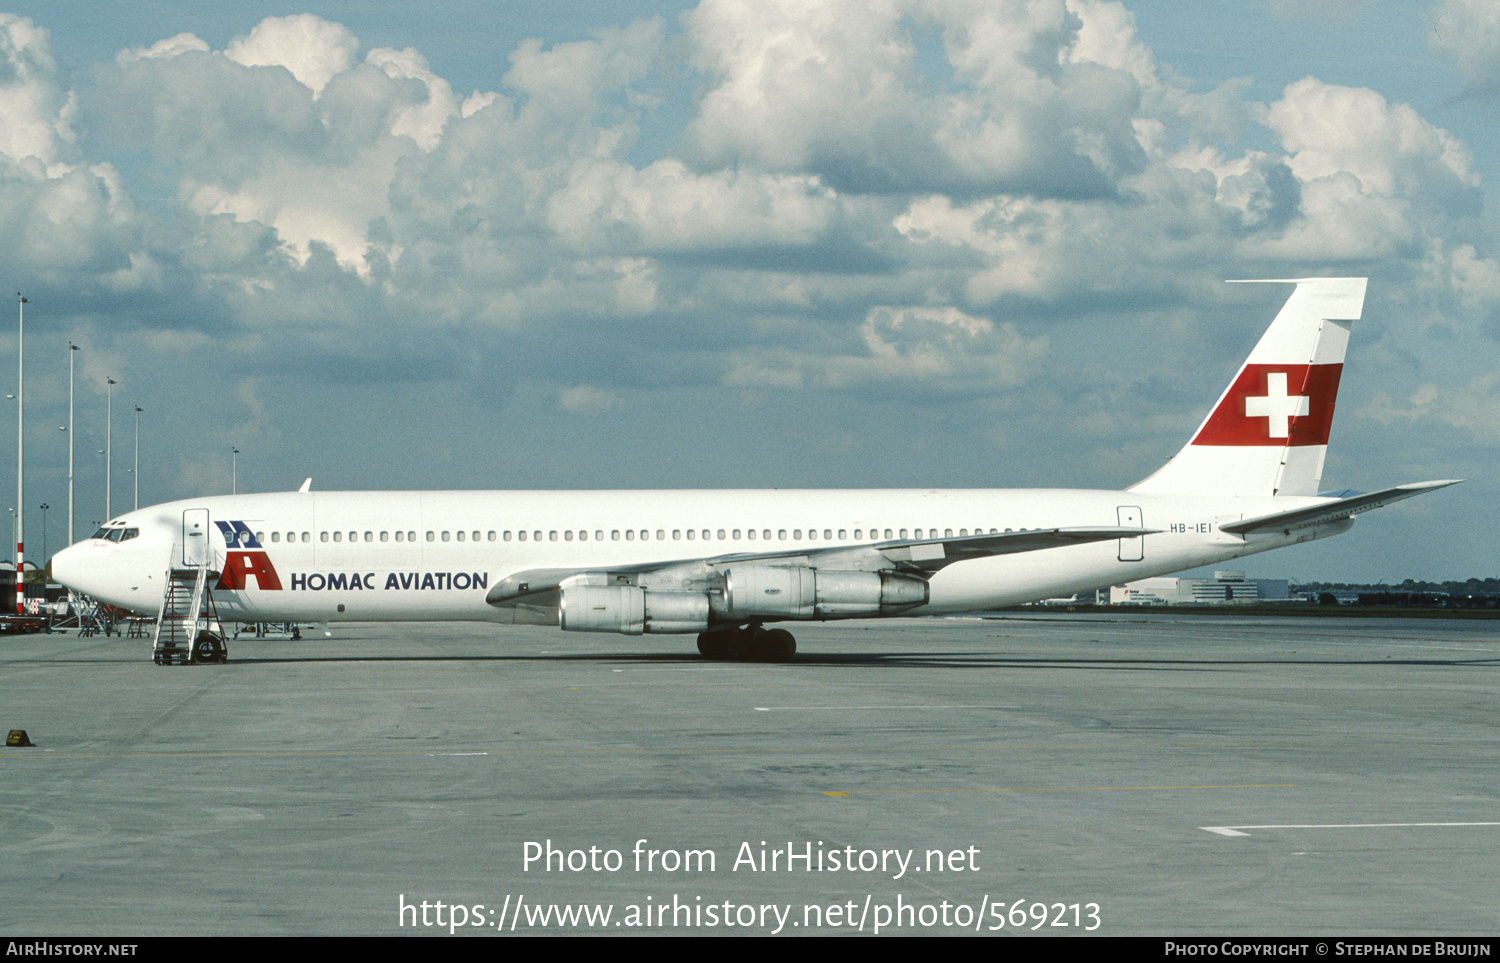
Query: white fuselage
52 487 1342 624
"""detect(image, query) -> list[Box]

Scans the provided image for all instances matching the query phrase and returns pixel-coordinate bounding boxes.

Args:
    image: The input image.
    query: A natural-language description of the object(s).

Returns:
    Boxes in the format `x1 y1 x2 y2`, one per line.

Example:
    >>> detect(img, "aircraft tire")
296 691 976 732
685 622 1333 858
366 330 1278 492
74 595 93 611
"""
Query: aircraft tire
697 631 731 660
760 629 796 662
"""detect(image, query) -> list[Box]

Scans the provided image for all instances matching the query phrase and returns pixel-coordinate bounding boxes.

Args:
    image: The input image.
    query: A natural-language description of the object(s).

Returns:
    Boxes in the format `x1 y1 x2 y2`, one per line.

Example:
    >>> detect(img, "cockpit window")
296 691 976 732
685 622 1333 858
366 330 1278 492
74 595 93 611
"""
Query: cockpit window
107 528 124 542
92 527 111 540
120 528 139 542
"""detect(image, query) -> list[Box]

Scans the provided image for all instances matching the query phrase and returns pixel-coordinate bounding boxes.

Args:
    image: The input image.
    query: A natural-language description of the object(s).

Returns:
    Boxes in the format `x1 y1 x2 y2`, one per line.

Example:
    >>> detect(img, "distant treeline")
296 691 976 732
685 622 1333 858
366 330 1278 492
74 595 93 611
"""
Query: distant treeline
1292 578 1500 609
1295 578 1500 594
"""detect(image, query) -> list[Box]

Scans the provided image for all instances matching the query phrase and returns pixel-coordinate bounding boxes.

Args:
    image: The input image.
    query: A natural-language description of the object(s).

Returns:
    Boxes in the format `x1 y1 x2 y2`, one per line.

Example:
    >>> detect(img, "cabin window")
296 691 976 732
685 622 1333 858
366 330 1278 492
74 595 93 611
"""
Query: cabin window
426 531 435 542
488 531 496 541
271 532 280 543
380 531 388 542
793 529 802 540
363 531 372 542
332 531 342 543
394 531 402 542
715 529 724 540
778 529 786 540
612 530 620 541
302 532 310 542
471 531 479 542
255 531 265 543
456 531 465 542
441 531 450 542
853 529 861 539
640 530 649 541
518 531 527 541
733 529 741 539
838 529 846 539
549 531 557 541
746 529 756 540
503 531 511 541
564 530 572 541
625 530 634 541
408 532 416 541
672 530 680 540
594 530 603 541
686 529 695 540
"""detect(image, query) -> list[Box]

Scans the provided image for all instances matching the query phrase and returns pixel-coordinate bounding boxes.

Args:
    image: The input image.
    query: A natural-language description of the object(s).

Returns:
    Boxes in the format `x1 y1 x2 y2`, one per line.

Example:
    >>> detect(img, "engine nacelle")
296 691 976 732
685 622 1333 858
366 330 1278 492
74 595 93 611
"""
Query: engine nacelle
724 566 928 620
560 584 710 635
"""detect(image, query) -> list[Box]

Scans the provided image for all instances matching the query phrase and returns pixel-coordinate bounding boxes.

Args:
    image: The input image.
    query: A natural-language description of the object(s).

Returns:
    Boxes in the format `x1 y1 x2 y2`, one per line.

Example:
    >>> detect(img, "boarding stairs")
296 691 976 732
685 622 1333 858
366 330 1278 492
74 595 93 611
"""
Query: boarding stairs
72 592 118 637
152 561 227 665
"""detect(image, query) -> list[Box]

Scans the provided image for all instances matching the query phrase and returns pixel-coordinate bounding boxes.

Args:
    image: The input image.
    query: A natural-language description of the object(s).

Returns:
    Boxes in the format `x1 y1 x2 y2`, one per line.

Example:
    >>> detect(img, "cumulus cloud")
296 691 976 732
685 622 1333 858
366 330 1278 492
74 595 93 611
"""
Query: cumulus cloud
0 3 1491 535
682 0 1147 197
224 14 360 97
0 15 77 171
725 304 1048 394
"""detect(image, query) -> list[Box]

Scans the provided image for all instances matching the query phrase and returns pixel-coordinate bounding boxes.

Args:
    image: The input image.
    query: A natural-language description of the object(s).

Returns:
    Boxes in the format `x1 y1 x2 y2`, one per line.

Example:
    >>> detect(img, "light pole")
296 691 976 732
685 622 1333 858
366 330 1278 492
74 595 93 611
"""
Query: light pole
105 377 115 522
15 294 25 616
39 502 47 564
232 447 239 495
67 342 77 546
133 406 142 511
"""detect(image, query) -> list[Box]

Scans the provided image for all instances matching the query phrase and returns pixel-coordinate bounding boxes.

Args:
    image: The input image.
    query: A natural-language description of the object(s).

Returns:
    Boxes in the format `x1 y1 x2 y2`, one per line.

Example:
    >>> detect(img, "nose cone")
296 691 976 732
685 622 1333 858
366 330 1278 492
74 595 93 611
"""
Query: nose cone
50 540 100 597
51 539 135 609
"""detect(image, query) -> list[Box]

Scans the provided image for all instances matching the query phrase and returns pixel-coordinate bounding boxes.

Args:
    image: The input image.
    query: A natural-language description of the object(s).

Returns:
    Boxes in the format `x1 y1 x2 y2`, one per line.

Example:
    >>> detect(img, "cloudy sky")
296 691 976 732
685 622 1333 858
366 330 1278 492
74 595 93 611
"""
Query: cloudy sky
0 0 1495 583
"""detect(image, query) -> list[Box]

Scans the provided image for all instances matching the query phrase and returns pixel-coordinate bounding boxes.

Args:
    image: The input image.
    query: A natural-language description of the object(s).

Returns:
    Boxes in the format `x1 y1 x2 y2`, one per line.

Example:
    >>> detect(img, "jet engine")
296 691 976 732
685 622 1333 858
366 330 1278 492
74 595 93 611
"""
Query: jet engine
559 585 709 635
724 566 928 619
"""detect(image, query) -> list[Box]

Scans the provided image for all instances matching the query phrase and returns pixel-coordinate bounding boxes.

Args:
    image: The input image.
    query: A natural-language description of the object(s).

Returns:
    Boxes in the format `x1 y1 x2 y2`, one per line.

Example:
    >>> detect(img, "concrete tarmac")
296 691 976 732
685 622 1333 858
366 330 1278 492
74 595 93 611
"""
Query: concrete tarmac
1 614 1497 936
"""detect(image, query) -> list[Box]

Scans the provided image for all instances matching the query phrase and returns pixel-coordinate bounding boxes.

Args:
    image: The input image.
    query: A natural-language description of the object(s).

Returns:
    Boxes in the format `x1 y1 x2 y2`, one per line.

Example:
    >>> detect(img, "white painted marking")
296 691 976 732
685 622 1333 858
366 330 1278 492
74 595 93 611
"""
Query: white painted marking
1244 372 1310 438
1201 821 1500 837
428 752 490 756
754 705 1020 711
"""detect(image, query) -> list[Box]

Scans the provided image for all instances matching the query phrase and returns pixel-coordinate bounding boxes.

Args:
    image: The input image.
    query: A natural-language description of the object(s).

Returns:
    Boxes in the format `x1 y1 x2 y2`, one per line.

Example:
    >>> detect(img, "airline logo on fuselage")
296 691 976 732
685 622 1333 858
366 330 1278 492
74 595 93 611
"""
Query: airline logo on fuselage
215 520 282 591
211 519 487 594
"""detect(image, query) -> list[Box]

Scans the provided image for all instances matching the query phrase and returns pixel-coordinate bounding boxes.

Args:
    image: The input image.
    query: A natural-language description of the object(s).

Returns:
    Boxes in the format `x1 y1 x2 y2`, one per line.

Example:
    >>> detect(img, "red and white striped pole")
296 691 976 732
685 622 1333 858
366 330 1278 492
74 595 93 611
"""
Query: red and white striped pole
16 293 25 616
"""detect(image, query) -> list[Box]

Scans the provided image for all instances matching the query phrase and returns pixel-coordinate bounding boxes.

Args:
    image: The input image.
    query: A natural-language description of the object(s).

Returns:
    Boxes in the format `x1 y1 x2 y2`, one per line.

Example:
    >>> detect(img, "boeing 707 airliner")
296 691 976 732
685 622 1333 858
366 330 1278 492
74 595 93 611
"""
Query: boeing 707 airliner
51 278 1458 662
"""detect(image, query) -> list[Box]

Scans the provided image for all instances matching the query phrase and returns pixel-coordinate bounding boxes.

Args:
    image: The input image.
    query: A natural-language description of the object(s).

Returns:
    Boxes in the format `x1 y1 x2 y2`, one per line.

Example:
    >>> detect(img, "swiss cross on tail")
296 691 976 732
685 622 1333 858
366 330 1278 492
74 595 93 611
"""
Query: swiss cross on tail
1127 278 1366 498
1191 364 1343 447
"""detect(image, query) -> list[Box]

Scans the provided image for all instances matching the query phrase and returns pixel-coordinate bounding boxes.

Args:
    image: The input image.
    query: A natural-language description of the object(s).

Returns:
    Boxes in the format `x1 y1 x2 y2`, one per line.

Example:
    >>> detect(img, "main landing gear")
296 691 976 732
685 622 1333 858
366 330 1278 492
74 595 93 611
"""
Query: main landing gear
696 625 796 663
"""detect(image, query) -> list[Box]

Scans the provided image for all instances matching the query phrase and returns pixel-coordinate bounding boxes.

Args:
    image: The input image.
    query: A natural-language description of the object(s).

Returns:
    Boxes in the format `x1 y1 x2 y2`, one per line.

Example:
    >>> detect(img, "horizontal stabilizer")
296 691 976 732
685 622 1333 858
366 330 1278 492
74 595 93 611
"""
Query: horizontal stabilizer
1219 480 1462 537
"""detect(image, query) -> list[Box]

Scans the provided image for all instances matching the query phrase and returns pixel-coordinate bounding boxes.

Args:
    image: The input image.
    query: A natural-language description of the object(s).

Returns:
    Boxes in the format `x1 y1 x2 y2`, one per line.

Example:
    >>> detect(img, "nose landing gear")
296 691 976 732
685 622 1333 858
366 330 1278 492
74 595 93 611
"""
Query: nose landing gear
696 625 796 662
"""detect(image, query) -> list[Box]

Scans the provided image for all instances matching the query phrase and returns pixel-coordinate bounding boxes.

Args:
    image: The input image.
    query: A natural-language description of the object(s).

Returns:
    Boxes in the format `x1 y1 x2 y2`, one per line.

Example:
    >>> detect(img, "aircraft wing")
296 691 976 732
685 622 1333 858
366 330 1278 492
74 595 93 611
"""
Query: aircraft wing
1219 480 1463 537
487 525 1153 607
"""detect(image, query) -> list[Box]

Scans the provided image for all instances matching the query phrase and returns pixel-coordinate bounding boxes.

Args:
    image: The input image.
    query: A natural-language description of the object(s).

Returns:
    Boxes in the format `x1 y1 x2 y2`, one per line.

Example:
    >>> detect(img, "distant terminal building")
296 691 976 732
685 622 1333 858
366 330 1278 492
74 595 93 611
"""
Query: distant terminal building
1109 571 1290 606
